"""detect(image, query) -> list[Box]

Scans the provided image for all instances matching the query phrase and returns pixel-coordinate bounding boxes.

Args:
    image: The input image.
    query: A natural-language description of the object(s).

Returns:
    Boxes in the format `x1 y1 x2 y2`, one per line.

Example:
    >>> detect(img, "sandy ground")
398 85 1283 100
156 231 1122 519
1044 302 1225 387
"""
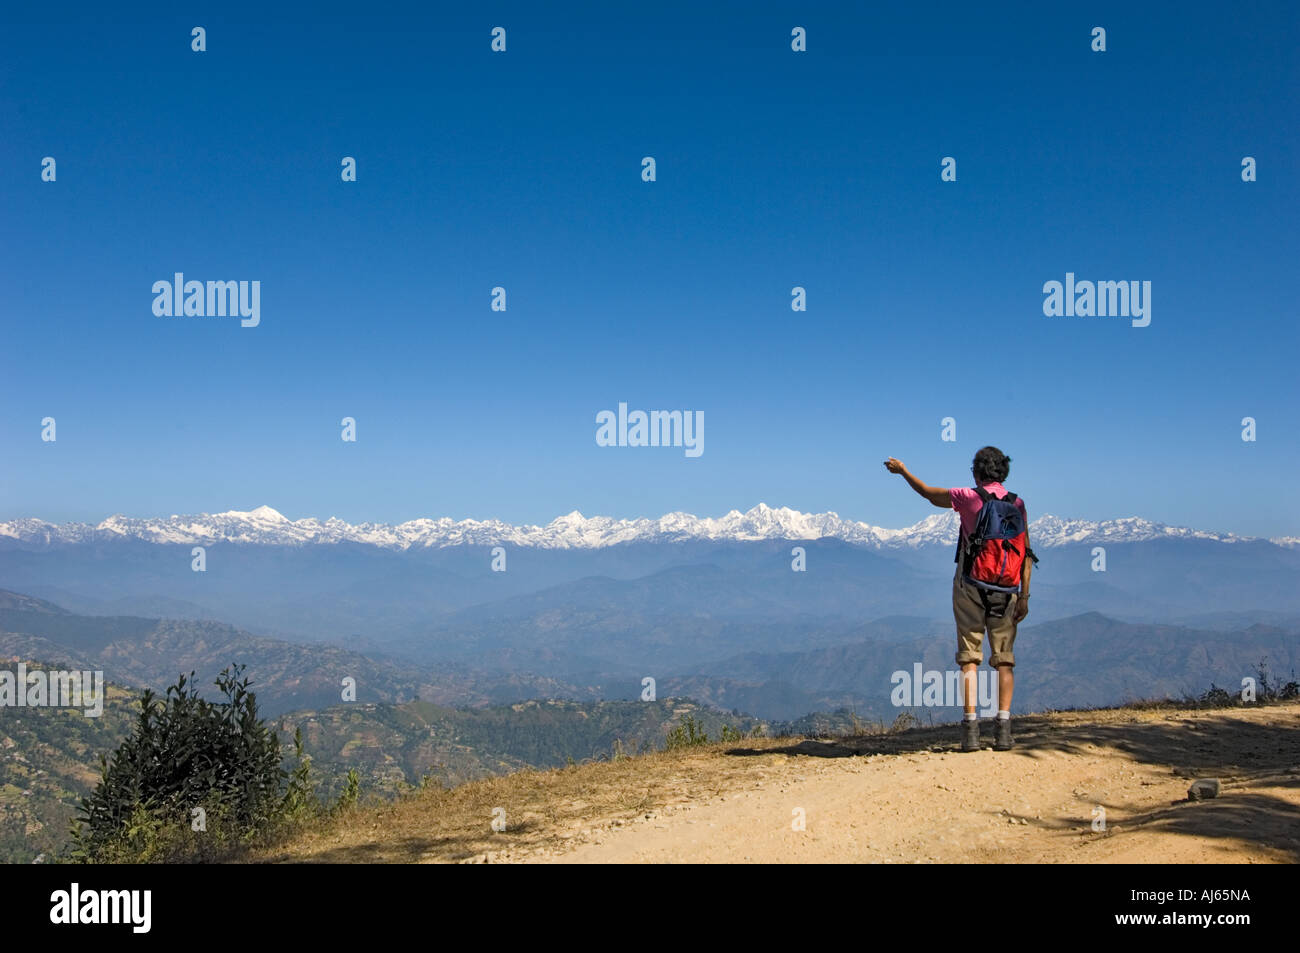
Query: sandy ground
524 704 1300 863
265 701 1300 864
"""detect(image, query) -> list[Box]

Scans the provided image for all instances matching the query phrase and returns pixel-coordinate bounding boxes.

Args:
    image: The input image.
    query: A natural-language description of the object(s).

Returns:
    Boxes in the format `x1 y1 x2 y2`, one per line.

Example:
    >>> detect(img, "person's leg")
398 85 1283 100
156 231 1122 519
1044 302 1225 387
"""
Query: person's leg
988 594 1019 750
953 571 986 751
961 663 979 714
998 664 1014 711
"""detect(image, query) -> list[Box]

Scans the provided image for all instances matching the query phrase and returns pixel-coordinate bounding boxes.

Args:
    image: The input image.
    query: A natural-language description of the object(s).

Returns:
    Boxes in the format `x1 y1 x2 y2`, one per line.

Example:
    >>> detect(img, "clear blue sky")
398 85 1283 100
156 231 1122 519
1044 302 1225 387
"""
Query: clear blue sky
3 2 1297 537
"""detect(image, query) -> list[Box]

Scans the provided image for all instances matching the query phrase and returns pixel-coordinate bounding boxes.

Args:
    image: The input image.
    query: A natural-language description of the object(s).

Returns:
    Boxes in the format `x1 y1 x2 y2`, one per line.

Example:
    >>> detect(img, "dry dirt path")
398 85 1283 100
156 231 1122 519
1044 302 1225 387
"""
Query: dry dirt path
530 704 1300 863
263 702 1300 864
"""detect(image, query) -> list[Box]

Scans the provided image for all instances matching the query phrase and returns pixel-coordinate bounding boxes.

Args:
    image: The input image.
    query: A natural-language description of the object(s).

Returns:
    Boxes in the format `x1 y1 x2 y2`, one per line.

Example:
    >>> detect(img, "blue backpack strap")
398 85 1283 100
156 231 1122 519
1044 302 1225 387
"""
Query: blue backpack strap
957 487 984 567
956 486 981 563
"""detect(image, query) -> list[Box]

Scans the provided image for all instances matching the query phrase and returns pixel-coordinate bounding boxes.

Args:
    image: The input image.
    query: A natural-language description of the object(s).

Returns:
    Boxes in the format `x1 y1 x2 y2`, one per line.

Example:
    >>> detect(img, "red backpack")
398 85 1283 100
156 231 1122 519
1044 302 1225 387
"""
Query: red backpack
955 487 1038 609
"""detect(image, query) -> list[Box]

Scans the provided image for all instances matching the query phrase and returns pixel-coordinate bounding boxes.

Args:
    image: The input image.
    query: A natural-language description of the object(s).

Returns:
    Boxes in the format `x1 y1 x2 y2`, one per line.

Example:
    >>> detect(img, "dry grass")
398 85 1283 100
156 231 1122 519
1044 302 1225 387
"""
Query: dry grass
252 735 795 864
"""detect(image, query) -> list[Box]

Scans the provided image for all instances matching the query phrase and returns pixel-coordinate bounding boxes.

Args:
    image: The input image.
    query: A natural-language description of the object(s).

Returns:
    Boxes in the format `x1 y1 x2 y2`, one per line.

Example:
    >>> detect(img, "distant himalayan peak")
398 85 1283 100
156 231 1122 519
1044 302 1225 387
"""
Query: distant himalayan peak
0 503 1283 551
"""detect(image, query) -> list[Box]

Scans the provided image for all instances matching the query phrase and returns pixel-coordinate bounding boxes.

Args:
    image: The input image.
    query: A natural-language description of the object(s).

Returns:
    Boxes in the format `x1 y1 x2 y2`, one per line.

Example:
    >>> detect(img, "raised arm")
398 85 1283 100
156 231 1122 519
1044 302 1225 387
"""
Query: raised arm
883 458 952 509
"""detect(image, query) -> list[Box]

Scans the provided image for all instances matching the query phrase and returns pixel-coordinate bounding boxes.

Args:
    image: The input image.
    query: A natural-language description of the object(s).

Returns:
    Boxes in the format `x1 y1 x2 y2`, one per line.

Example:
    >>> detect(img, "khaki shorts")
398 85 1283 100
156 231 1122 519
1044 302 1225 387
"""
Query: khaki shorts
953 567 1019 668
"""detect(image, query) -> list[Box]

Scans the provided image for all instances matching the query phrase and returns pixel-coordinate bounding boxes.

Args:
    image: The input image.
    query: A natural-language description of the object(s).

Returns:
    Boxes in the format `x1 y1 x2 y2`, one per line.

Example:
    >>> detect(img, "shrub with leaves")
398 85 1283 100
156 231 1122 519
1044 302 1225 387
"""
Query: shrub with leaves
281 726 320 821
1254 657 1300 702
1196 684 1235 708
665 713 710 750
335 768 361 812
73 665 290 862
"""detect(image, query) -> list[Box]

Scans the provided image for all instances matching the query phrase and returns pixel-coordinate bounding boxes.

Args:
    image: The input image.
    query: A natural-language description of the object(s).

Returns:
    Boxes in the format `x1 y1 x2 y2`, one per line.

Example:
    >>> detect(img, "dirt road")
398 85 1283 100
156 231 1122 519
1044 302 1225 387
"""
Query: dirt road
536 704 1300 863
266 701 1300 864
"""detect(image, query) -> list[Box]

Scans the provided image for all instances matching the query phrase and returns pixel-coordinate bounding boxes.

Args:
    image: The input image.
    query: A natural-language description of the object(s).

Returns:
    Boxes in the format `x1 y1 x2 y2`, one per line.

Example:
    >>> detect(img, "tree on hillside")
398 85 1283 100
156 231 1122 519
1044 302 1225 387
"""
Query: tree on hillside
73 664 290 861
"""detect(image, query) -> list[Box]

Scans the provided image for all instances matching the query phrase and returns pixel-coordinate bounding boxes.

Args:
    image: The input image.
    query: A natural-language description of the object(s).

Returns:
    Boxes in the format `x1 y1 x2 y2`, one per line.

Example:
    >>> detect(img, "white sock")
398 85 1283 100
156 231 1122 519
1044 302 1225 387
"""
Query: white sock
963 712 978 722
997 710 1010 720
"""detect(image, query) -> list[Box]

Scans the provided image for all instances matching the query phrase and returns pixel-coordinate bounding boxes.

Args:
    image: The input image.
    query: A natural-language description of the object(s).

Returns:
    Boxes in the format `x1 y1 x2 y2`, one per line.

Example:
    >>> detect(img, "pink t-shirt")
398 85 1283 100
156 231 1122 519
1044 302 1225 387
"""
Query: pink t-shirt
949 482 1028 540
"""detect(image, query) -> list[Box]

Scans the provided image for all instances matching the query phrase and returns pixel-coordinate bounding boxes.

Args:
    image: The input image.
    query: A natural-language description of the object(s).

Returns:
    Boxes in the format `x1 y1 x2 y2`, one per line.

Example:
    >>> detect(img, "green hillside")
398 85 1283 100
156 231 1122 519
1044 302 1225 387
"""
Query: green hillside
0 664 137 864
278 697 763 800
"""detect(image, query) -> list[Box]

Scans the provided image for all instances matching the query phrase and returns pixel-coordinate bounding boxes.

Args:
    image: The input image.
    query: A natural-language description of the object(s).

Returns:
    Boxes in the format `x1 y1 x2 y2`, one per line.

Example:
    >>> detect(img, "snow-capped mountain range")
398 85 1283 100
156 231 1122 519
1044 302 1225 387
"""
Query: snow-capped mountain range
0 504 1289 550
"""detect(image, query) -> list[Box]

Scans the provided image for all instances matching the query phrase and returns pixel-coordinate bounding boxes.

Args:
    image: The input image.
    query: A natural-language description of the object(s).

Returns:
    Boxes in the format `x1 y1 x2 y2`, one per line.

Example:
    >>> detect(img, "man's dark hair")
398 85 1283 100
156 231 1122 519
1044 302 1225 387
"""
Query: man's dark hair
971 446 1011 484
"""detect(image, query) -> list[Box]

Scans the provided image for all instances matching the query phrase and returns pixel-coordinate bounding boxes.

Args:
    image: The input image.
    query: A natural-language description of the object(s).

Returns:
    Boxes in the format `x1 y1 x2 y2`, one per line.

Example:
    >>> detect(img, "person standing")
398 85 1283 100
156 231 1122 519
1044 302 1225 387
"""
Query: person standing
884 447 1036 751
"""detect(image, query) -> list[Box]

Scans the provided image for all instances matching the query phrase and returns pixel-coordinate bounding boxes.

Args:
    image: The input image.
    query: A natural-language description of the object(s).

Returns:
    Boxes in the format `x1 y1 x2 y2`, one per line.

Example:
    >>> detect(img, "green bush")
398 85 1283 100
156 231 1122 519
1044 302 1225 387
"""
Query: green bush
1197 684 1235 708
1254 657 1300 702
71 665 322 863
665 714 710 750
281 726 320 821
334 768 361 812
1192 661 1300 709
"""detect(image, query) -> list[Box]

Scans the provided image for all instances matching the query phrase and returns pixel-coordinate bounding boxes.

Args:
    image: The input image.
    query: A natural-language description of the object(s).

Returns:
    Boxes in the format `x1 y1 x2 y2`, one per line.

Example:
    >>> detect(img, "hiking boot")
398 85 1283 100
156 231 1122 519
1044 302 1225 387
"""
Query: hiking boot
960 719 980 752
994 717 1014 751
